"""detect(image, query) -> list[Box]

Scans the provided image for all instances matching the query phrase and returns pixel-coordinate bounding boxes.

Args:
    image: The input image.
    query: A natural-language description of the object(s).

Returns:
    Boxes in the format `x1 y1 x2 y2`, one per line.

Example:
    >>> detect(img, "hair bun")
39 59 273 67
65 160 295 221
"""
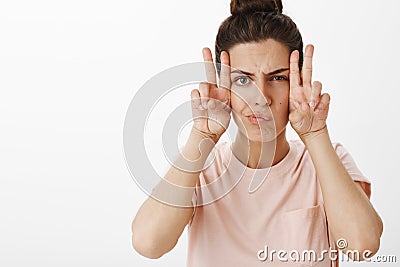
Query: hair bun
230 0 283 16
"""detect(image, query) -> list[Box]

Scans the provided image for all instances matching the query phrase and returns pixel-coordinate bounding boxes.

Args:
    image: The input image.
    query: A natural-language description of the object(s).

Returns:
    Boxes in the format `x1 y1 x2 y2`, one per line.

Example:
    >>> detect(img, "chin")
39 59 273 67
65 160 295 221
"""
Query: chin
243 127 278 143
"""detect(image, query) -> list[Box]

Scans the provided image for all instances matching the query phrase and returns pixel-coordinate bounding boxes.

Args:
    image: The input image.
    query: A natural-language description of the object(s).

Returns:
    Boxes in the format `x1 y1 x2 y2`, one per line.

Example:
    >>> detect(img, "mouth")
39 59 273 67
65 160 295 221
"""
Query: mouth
246 113 272 125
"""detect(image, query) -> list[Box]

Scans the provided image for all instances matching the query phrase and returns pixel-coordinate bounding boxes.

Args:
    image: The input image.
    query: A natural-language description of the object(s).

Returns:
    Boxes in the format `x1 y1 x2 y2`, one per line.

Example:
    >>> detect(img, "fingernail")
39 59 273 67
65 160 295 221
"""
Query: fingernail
309 101 315 108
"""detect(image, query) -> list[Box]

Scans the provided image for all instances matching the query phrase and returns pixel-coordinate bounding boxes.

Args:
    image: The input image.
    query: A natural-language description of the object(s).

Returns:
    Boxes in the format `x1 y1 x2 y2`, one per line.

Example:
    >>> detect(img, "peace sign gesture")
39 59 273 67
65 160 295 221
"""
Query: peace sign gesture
289 44 330 138
190 48 231 142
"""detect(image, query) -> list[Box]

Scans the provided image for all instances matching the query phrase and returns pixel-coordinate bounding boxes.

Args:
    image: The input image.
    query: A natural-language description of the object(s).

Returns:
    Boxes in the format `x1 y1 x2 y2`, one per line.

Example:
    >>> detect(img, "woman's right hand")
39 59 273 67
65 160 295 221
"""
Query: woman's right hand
190 48 231 142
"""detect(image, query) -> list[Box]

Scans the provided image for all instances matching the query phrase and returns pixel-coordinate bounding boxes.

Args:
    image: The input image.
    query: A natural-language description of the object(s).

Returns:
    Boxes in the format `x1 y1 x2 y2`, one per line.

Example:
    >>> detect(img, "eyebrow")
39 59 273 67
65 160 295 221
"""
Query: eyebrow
230 67 289 76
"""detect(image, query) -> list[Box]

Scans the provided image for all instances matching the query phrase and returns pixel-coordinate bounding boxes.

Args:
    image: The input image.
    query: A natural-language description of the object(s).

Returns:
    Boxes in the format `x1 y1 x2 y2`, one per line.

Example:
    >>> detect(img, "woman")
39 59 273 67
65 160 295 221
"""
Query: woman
131 0 383 266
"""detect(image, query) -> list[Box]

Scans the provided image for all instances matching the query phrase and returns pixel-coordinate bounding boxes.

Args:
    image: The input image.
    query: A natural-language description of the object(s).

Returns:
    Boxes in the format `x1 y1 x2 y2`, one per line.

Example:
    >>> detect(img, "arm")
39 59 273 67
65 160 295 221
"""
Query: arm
302 127 383 258
132 48 232 259
289 45 383 259
132 129 215 259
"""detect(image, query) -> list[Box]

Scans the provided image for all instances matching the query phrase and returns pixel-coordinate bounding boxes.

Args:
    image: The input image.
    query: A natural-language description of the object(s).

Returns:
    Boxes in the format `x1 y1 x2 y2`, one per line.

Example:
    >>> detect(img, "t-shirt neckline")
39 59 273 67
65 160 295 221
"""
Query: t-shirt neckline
224 140 299 178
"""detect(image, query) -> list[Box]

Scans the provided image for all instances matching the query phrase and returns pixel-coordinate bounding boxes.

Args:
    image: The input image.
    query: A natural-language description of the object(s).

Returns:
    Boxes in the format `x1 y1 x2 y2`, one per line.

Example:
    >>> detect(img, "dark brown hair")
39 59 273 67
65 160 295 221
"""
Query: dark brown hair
215 0 303 74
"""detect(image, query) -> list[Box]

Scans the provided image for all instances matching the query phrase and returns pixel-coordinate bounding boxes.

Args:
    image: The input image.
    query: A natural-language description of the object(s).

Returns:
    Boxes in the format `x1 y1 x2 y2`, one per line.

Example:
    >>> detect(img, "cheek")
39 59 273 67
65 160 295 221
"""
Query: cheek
230 93 247 113
278 99 289 110
230 86 259 111
273 90 290 119
276 90 290 107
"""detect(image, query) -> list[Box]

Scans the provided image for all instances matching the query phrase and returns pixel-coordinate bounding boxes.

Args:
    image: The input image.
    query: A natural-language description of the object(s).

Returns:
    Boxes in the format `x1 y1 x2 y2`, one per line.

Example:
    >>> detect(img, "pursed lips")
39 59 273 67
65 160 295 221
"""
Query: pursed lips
246 113 272 124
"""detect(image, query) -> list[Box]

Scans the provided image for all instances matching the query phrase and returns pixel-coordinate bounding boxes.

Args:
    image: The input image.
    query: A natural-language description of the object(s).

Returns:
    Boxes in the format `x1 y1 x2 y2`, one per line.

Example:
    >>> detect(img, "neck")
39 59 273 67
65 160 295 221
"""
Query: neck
232 129 290 169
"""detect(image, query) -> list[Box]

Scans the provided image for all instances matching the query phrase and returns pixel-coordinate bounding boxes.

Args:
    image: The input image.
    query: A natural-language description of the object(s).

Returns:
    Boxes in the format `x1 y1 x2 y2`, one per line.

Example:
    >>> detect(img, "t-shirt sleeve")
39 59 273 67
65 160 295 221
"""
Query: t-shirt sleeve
333 142 371 199
188 176 200 226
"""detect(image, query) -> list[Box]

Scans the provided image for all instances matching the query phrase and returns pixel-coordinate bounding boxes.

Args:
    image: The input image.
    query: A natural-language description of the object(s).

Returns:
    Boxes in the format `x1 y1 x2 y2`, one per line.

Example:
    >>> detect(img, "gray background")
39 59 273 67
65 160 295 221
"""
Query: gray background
0 0 399 266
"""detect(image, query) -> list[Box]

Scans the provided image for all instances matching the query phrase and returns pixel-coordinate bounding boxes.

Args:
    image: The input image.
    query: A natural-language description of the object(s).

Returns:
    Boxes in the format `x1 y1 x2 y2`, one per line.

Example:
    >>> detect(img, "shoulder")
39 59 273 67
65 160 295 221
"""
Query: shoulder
293 139 372 197
286 139 362 175
289 139 352 159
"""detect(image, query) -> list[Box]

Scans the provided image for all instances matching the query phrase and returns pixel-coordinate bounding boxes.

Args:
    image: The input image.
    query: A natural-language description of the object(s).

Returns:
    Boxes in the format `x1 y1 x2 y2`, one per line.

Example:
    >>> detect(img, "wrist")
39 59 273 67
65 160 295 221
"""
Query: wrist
300 125 329 147
189 127 220 144
178 127 216 165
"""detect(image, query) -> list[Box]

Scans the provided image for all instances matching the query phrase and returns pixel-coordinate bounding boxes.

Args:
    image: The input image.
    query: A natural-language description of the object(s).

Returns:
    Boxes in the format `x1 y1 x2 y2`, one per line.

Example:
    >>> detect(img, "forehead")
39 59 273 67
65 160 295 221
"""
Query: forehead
229 39 290 73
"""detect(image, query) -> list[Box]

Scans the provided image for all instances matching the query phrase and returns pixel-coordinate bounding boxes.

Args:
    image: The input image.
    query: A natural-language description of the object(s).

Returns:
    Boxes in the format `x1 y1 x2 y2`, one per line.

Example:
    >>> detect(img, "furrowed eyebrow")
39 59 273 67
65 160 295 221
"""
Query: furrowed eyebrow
231 68 289 76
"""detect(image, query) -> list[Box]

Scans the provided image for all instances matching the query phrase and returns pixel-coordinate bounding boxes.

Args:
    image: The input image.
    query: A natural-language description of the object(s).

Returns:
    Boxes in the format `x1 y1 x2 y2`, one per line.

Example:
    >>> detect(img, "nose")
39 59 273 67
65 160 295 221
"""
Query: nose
253 80 271 106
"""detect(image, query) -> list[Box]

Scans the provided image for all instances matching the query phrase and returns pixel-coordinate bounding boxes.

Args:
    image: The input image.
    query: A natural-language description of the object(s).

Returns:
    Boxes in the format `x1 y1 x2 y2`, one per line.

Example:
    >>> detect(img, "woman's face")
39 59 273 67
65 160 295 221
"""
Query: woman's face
228 39 291 142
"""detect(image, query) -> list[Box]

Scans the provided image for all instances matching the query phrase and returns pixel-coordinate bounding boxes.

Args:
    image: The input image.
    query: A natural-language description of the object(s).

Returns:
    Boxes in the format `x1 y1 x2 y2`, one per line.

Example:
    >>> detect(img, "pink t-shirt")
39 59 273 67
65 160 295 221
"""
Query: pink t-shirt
187 140 371 267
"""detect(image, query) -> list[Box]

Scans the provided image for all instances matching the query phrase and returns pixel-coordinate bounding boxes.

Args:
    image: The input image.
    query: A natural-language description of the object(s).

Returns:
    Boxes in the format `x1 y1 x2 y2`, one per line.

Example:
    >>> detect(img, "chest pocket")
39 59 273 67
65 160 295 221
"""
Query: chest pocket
275 204 331 266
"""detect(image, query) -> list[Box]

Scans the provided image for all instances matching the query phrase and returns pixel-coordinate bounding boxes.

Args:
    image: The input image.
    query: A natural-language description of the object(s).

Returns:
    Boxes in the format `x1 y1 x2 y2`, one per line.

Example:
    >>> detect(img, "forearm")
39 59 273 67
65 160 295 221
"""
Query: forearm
132 128 216 258
302 127 383 255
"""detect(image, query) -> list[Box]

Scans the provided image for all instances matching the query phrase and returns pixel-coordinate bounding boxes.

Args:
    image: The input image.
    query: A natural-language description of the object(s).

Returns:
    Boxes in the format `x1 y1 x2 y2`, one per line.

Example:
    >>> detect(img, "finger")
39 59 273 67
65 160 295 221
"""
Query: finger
191 89 207 131
289 51 307 104
207 99 230 133
213 51 231 109
191 89 203 110
207 98 216 110
202 47 217 86
208 96 231 113
289 97 301 112
289 50 301 89
315 93 330 113
310 81 322 110
219 51 231 91
199 82 210 109
302 44 314 92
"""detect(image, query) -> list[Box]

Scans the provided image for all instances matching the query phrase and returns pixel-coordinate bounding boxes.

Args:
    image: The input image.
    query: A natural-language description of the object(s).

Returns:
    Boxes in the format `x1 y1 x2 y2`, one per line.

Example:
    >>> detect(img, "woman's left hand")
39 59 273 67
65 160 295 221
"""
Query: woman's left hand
288 44 330 139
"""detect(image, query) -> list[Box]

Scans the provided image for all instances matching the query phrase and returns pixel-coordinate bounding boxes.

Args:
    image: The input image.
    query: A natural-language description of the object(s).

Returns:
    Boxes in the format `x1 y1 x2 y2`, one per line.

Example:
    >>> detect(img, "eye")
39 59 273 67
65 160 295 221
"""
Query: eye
271 75 288 81
233 76 251 86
